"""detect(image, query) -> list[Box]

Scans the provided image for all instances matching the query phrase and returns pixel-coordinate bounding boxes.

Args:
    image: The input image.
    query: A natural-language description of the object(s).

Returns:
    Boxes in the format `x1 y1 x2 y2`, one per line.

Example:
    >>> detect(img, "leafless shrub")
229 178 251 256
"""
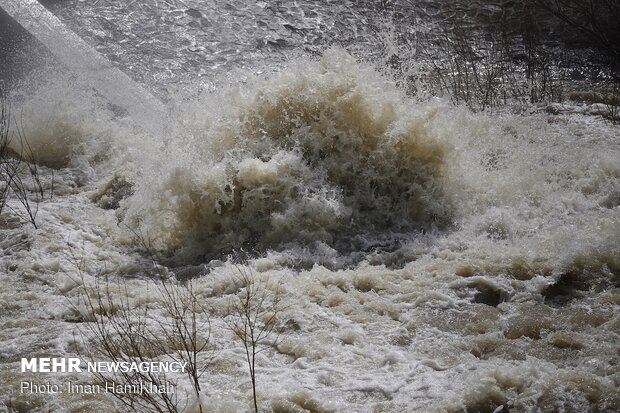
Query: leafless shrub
0 88 11 213
0 87 45 228
535 0 620 65
155 279 211 402
419 3 564 111
120 218 164 263
606 84 620 123
66 251 212 413
226 266 284 413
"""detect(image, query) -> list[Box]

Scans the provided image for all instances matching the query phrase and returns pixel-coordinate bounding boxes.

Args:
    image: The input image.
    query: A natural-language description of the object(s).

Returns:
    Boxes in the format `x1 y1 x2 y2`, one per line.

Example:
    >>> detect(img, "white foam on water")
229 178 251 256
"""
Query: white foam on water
0 46 619 412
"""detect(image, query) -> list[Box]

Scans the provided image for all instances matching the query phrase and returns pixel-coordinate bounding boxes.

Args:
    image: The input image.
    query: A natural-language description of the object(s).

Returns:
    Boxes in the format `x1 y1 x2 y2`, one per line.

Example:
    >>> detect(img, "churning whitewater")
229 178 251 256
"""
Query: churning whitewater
120 51 448 264
1 2 619 413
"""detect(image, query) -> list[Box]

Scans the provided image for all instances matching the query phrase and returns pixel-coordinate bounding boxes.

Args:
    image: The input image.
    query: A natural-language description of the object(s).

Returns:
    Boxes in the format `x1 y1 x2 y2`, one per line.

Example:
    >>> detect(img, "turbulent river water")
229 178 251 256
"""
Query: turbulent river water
1 1 619 412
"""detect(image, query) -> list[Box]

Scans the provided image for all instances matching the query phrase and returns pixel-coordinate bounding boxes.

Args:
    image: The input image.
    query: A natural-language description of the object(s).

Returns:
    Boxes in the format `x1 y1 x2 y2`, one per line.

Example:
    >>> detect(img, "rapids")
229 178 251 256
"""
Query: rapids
0 1 618 412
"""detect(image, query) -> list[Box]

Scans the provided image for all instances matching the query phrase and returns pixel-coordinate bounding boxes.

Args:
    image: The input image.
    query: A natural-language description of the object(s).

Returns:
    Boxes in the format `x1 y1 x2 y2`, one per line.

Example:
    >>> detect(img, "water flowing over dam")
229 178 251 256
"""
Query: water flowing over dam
0 1 618 412
0 0 167 131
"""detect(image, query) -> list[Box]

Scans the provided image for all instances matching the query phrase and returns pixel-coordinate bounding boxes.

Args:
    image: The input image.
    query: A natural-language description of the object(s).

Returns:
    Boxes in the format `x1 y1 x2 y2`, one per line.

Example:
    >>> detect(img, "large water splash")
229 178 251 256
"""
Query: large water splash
116 50 449 263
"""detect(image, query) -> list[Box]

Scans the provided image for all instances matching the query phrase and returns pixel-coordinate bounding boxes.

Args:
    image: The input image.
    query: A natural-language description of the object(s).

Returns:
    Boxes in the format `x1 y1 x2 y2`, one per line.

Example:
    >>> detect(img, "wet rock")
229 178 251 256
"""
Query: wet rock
472 284 504 307
542 272 587 306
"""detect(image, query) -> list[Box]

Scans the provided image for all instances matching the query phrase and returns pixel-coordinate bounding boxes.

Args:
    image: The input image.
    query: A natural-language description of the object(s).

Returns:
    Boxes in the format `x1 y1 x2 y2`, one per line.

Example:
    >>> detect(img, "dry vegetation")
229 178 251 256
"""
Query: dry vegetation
226 267 284 413
67 251 212 413
66 250 283 413
410 0 620 115
0 87 45 228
